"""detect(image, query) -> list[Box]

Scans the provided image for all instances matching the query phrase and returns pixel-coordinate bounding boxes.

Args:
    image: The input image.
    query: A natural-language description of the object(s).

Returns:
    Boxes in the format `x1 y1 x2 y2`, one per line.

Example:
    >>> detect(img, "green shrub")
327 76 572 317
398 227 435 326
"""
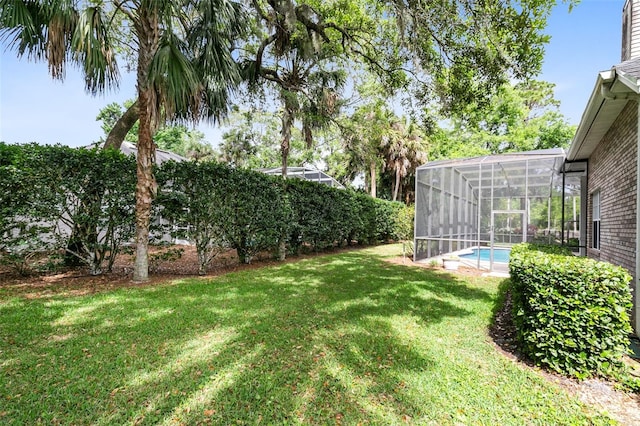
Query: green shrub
156 161 231 274
218 168 291 264
509 243 633 379
286 182 402 252
0 143 135 275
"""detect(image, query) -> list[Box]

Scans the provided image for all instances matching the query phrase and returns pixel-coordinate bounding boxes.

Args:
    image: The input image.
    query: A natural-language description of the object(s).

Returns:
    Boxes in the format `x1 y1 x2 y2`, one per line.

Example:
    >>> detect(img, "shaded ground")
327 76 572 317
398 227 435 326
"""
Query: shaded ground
2 245 640 424
0 245 356 299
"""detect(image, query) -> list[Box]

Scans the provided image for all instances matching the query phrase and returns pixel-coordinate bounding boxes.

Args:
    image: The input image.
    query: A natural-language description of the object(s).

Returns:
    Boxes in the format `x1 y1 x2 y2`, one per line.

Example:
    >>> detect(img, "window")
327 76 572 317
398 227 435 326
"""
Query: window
592 190 600 250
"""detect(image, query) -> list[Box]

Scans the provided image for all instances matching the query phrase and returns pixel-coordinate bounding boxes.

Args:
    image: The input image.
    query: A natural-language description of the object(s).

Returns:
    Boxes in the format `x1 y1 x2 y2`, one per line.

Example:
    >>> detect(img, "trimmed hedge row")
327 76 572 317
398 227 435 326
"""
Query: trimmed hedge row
509 243 633 379
156 161 405 271
1 143 406 274
0 143 136 275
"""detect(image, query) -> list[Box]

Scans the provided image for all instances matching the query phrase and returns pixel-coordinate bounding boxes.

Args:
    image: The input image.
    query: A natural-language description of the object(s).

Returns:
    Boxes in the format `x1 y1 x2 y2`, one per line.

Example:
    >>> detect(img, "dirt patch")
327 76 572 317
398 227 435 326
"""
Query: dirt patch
0 245 360 299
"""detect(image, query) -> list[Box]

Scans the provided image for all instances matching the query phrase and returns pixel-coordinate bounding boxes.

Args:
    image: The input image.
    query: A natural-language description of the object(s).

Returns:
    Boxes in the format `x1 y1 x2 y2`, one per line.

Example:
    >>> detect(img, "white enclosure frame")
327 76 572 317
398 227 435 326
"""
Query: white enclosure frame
414 148 582 270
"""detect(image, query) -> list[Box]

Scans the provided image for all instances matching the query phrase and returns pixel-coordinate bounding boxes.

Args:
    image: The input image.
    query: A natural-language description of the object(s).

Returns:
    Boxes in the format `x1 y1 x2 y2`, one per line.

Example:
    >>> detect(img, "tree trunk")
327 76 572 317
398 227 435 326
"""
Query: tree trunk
132 5 160 283
102 100 139 150
392 168 401 201
280 108 292 179
277 107 293 261
369 162 377 198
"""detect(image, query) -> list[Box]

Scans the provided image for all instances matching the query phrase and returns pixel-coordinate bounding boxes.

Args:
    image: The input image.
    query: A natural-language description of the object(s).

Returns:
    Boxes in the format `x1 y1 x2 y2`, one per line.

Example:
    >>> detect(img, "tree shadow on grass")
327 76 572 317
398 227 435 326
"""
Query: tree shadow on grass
0 249 498 424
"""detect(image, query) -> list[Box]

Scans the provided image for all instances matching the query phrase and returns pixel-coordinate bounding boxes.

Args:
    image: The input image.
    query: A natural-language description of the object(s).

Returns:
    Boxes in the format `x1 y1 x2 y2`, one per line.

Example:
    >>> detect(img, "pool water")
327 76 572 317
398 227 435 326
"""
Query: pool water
459 247 511 263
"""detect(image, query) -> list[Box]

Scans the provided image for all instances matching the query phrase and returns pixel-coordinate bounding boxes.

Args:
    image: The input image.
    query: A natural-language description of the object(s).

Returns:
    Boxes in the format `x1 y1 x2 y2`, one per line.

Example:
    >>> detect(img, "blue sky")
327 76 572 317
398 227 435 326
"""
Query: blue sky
0 0 626 148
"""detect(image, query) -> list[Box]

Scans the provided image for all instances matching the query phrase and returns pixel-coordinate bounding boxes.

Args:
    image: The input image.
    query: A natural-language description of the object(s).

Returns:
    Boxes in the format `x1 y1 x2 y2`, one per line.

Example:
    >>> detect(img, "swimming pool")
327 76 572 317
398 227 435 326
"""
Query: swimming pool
459 247 511 263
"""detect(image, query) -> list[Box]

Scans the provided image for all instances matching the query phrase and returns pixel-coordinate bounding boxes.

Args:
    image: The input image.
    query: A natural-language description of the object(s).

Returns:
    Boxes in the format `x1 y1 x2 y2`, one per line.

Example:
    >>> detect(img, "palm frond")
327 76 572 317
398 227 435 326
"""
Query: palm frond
0 0 49 63
70 5 119 94
148 30 201 123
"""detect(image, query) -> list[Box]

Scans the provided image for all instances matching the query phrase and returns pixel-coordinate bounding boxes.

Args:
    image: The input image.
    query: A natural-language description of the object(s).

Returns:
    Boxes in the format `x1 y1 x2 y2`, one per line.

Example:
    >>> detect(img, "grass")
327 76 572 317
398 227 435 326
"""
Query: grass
0 244 616 425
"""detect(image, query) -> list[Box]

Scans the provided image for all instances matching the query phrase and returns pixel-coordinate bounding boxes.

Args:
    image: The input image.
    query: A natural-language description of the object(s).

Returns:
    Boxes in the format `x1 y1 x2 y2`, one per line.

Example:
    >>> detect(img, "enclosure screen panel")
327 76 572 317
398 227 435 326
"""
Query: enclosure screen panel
414 149 571 264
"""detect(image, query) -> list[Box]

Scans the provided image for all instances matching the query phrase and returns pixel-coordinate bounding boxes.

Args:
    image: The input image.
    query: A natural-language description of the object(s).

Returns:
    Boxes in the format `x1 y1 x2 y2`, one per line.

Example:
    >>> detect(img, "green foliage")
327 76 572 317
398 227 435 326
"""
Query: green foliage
286 179 352 253
96 100 216 160
0 143 136 275
2 144 401 273
429 81 576 161
285 180 403 254
156 161 232 274
218 109 321 169
157 161 292 266
218 168 291 264
0 143 54 274
395 204 415 242
509 243 633 379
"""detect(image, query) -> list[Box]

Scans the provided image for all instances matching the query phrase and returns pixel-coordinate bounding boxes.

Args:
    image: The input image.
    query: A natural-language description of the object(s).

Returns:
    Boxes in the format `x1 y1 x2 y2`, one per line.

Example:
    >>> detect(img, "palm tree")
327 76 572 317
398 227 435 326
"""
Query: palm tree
381 120 427 202
1 0 245 281
241 0 346 179
341 102 391 198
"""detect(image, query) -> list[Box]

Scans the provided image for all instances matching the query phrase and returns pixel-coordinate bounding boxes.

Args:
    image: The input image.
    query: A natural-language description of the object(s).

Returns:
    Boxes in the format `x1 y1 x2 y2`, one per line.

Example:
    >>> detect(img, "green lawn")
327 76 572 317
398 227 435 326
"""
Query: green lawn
0 245 615 425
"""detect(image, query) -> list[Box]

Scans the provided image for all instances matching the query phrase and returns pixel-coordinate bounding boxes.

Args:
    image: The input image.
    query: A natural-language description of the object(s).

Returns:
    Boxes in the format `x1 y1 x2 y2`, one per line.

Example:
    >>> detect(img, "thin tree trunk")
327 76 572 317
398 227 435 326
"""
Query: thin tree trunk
132 5 159 283
392 168 401 201
281 140 289 179
102 100 139 150
369 162 377 198
280 108 292 179
278 108 293 261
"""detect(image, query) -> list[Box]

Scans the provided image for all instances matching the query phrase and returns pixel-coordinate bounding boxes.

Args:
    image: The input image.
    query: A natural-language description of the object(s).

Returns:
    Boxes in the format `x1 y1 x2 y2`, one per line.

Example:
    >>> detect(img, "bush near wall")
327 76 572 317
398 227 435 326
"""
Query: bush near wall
509 243 633 379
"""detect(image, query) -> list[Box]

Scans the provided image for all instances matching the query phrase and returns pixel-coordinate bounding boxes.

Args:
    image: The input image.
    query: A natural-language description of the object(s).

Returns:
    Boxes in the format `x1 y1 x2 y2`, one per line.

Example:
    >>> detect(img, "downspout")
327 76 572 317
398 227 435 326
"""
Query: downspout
602 81 640 336
635 99 640 336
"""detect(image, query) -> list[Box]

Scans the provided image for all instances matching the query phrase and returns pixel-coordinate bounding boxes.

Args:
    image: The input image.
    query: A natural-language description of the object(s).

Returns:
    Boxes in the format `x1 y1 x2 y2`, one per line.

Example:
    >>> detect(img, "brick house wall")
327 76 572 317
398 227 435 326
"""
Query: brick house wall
587 100 637 283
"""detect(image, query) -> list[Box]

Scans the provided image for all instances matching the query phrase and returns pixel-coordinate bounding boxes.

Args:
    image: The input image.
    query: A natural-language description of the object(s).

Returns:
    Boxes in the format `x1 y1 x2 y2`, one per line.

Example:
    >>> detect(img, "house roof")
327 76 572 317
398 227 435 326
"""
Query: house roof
567 57 640 161
259 166 344 188
83 141 187 164
118 141 186 164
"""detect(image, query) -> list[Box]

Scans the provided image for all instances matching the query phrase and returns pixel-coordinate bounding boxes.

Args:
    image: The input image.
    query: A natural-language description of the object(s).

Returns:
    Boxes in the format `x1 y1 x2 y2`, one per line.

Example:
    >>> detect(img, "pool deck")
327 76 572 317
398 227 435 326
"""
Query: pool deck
419 247 510 276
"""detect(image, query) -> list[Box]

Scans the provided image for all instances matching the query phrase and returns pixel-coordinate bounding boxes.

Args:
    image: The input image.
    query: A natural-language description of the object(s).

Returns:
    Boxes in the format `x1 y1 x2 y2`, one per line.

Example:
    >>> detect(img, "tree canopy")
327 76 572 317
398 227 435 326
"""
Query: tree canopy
429 80 576 161
1 0 577 277
1 0 247 281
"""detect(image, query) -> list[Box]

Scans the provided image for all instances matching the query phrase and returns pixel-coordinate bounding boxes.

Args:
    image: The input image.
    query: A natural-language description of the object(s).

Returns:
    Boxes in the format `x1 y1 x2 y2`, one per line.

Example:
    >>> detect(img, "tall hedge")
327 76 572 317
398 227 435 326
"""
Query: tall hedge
0 143 135 275
509 243 633 379
2 142 406 272
218 168 292 264
285 180 403 253
155 161 232 274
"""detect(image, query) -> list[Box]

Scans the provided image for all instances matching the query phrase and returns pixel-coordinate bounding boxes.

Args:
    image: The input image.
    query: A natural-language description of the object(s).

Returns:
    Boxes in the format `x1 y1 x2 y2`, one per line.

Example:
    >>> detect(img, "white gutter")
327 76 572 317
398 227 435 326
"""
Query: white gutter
567 70 615 161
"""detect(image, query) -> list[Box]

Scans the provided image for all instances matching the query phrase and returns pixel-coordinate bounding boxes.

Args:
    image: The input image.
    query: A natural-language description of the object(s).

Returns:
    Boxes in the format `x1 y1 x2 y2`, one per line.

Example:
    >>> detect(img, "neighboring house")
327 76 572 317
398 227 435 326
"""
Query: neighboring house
259 166 344 188
568 0 640 334
85 141 187 164
118 141 187 164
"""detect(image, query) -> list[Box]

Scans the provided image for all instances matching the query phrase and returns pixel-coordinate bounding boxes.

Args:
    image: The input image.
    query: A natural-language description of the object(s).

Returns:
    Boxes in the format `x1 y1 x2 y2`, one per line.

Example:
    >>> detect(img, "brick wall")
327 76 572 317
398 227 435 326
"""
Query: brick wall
587 99 637 279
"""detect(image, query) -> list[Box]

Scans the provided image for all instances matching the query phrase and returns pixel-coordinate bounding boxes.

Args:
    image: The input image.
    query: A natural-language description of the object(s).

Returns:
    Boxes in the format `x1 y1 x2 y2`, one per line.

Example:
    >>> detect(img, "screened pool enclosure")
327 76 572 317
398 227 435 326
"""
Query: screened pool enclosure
414 148 585 270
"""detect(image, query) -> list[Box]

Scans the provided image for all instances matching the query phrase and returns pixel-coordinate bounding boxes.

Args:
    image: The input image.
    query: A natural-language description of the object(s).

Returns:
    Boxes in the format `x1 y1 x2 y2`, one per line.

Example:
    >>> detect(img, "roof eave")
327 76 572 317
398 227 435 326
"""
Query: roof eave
567 69 639 161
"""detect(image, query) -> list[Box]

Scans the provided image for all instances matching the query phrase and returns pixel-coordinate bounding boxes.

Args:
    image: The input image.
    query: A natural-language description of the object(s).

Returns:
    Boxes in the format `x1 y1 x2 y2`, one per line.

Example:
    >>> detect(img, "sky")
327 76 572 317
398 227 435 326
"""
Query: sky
0 0 627 148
